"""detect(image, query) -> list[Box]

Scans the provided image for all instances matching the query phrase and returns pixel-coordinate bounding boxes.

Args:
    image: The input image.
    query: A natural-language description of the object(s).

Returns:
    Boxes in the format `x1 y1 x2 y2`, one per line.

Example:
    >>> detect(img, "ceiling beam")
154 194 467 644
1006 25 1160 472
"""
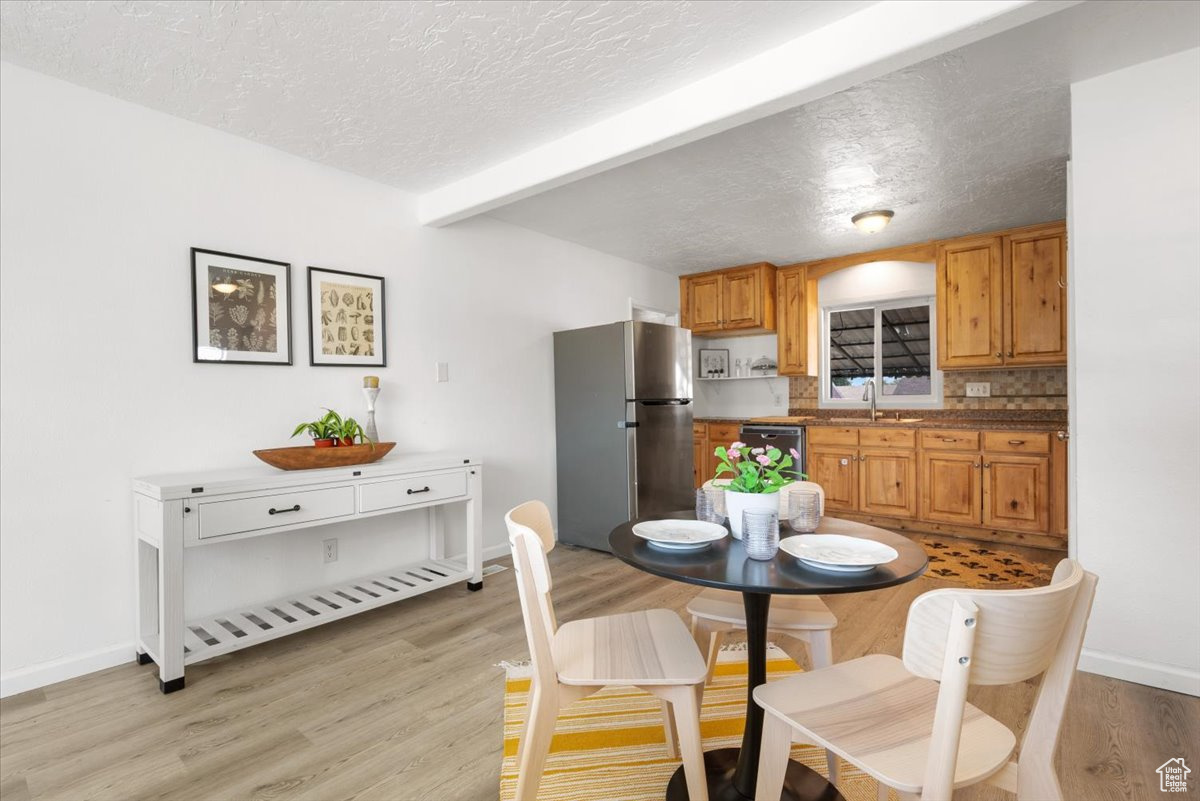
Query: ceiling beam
417 0 1077 227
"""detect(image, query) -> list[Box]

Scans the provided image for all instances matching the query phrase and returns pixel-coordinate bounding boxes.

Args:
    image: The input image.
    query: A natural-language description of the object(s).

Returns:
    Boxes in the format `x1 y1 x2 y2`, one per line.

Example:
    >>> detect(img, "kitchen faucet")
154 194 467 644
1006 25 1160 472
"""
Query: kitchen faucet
862 378 881 420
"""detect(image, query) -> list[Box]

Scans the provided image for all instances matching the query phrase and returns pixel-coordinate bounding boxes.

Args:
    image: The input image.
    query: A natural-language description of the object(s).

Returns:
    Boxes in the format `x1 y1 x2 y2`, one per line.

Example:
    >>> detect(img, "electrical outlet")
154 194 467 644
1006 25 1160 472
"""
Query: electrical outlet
965 382 991 398
435 361 449 383
323 538 338 563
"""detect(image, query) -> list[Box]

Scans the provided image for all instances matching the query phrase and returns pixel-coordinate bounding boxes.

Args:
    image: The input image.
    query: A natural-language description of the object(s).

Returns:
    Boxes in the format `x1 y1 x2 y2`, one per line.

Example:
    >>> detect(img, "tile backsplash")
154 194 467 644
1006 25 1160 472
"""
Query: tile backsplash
789 367 1067 411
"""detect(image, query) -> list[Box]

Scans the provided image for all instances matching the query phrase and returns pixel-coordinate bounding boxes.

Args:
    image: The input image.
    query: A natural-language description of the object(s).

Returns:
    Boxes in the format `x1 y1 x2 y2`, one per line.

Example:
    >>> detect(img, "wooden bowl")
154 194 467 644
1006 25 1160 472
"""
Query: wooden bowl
253 442 396 471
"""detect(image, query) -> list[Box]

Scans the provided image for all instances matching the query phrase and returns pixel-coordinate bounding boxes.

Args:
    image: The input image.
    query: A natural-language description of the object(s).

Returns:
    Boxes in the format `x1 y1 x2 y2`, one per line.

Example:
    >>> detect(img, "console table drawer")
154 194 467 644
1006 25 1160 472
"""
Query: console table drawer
198 487 356 540
360 471 467 513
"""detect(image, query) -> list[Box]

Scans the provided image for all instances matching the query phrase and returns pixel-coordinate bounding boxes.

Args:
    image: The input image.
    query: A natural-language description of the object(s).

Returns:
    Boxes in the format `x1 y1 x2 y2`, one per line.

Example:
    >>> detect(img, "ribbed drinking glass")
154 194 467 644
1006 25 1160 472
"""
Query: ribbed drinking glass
787 488 821 533
742 509 779 560
695 487 724 525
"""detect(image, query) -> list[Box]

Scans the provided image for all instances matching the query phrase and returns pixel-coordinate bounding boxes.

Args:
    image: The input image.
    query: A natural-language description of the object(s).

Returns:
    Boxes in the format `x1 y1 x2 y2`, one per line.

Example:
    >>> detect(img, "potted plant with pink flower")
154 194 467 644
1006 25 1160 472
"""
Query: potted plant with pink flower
713 441 805 538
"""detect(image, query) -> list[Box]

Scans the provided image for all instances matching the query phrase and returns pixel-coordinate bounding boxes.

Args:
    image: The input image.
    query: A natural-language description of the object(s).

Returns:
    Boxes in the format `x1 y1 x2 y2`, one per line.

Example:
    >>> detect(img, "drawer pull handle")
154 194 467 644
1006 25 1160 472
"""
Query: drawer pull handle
1007 439 1026 446
407 486 431 495
941 438 957 443
268 504 301 515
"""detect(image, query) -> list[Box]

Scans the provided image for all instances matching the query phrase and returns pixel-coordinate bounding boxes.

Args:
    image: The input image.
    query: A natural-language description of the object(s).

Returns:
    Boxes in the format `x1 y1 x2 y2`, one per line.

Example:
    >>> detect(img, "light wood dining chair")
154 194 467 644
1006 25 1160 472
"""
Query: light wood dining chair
690 480 839 781
753 559 1097 801
505 501 710 801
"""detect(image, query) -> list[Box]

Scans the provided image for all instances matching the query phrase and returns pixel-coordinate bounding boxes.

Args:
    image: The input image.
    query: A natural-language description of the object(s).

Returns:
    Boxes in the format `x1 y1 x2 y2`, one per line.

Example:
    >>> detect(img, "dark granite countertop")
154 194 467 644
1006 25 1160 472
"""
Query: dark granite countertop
694 410 1067 432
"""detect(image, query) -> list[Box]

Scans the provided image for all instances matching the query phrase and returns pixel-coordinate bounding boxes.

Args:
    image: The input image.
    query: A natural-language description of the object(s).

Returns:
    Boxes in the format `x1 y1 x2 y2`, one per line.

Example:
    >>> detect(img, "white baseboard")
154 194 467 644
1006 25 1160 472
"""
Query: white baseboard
3 546 513 699
1079 648 1200 696
0 641 134 699
482 543 510 562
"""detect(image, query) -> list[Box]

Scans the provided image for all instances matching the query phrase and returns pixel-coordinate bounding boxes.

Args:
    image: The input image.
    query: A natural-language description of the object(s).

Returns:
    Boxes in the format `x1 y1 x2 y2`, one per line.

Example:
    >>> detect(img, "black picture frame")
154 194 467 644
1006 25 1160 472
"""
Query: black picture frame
306 266 387 367
698 348 730 378
191 247 293 365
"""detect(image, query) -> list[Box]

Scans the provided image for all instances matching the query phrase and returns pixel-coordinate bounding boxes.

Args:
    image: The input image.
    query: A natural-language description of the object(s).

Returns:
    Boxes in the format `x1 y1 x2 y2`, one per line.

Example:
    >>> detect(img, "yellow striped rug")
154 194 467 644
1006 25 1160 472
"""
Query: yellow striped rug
500 645 891 801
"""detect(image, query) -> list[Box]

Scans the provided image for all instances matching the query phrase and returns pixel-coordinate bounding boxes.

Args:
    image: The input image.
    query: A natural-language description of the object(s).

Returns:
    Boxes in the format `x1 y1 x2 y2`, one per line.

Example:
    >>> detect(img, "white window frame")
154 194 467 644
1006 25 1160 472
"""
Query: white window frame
819 295 943 409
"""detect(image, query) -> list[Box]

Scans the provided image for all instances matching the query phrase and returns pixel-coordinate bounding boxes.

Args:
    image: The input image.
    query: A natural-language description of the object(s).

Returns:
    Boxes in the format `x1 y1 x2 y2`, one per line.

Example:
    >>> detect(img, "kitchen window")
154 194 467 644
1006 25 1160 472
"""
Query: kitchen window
820 298 942 408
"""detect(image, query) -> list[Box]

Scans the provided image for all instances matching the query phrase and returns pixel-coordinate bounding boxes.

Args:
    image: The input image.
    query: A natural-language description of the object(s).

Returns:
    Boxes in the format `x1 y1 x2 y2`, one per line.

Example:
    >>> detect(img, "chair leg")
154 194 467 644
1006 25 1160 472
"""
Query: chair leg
755 711 794 800
514 681 559 801
661 700 679 759
704 629 724 686
877 780 890 801
807 629 833 670
667 684 709 801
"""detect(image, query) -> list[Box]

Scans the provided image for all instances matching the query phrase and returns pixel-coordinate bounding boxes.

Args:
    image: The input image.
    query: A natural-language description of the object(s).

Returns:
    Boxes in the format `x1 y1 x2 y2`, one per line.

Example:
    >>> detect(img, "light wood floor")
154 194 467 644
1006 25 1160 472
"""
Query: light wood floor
1 540 1195 801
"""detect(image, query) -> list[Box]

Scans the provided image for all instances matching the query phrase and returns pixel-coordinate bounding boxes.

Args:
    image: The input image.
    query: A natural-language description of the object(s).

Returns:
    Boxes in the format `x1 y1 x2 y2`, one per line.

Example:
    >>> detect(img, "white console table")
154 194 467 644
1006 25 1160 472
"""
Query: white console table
132 452 483 693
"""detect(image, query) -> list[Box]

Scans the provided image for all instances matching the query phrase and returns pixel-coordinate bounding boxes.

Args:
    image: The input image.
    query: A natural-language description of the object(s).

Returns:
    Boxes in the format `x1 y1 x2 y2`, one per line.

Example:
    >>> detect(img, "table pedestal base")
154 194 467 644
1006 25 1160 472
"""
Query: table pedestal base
665 748 845 801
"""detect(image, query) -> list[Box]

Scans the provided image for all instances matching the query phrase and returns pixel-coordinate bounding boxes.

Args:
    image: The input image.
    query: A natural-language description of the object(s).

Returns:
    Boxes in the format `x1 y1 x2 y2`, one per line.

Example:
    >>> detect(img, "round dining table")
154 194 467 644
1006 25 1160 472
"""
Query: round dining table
609 513 928 801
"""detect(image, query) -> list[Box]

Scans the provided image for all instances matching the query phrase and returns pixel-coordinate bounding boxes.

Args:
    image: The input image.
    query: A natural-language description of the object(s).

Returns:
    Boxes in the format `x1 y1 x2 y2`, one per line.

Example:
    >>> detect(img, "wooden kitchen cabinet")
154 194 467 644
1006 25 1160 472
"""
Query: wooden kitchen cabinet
680 263 776 335
703 422 741 485
684 273 723 333
983 454 1051 533
807 447 858 512
937 234 1005 368
1005 223 1067 365
937 222 1067 370
807 427 916 519
920 451 982 525
858 449 918 518
775 265 809 375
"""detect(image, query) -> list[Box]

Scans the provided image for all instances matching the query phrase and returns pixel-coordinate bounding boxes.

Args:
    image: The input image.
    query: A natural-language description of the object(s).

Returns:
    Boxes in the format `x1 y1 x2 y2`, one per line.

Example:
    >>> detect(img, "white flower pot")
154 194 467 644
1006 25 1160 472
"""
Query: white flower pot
724 490 781 539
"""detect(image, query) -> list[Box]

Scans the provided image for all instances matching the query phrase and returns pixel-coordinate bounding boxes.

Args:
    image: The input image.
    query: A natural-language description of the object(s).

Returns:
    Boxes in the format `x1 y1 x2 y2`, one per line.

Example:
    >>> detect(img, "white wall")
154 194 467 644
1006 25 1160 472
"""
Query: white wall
1070 48 1200 695
0 63 677 694
816 260 934 307
692 333 788 418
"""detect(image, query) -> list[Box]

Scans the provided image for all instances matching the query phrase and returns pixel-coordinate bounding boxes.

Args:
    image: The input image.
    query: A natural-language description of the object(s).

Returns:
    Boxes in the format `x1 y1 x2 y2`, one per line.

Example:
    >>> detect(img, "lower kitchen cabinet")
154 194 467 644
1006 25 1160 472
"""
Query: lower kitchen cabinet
920 451 982 525
808 447 858 512
694 422 742 488
809 424 1066 546
858 449 918 519
983 454 1051 533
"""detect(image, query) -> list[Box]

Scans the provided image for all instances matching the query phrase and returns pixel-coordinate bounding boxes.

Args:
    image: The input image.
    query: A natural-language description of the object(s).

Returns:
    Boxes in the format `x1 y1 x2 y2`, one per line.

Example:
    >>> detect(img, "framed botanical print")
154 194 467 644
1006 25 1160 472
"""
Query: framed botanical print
192 248 292 364
307 267 386 367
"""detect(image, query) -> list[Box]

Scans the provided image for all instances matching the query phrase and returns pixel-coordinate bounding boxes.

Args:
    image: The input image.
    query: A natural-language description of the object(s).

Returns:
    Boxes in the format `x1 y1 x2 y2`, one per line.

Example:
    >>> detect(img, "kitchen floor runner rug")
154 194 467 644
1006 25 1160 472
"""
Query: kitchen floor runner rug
499 646 888 801
916 536 1055 588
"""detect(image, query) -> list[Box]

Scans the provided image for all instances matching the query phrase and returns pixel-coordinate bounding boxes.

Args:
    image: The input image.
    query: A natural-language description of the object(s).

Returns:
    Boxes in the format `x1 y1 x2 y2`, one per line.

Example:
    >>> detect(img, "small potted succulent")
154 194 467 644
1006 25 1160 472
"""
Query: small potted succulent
291 409 373 448
713 441 805 538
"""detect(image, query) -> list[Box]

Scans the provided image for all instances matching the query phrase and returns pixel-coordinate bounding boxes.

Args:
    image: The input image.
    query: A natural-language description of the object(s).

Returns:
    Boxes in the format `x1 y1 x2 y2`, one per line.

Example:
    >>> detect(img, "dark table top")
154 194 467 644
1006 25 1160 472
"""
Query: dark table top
609 513 928 595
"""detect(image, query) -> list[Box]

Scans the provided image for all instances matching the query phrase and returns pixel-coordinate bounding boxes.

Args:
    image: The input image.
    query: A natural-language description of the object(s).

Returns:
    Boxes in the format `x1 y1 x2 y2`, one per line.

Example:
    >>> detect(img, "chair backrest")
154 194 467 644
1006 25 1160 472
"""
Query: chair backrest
903 558 1085 685
505 501 559 688
786 480 825 517
904 559 1097 801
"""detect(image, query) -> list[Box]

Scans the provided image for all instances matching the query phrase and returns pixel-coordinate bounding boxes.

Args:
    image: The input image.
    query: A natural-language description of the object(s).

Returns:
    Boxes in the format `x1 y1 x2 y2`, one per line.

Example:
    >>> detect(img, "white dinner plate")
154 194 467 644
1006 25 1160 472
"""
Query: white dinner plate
779 534 898 572
633 519 728 551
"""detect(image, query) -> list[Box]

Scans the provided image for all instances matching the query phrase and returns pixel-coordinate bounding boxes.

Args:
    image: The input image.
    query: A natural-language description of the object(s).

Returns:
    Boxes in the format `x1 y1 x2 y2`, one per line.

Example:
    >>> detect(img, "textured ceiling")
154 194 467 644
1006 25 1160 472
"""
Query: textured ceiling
0 0 870 191
488 0 1200 273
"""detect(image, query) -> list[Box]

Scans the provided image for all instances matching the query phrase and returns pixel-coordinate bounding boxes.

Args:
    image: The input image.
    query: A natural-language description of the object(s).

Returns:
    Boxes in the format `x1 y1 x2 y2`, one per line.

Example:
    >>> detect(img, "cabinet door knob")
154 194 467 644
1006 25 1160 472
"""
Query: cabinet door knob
974 461 981 469
995 351 1003 358
984 463 991 469
1056 430 1069 441
1007 350 1014 357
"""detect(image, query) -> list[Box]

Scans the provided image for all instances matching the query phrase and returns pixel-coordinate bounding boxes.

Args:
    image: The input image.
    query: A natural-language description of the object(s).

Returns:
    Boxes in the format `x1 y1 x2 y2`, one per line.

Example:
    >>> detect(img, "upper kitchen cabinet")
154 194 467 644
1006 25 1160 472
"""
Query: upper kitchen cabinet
680 262 776 335
937 221 1067 370
1005 223 1068 364
775 265 810 375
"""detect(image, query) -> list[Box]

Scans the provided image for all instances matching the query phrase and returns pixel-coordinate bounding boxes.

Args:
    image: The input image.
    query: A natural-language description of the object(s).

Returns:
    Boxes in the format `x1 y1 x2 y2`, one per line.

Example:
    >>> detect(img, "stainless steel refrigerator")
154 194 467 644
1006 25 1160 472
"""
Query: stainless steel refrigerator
553 321 693 552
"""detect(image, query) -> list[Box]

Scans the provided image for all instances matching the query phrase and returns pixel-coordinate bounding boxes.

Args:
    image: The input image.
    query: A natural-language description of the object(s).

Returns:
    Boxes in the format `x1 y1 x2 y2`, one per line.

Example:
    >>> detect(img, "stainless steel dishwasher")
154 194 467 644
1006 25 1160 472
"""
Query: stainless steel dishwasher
738 424 806 474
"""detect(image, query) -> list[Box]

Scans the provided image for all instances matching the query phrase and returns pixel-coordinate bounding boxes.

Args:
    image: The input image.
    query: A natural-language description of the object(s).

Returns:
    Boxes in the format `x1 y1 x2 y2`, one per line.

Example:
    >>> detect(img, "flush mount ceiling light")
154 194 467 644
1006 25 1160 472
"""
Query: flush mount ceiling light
851 209 894 234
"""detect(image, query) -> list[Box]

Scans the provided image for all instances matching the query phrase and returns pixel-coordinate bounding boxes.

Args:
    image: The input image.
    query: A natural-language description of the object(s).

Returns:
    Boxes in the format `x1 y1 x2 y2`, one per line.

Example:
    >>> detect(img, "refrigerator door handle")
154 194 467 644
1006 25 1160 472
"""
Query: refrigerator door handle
618 421 640 428
638 399 691 406
626 426 638 519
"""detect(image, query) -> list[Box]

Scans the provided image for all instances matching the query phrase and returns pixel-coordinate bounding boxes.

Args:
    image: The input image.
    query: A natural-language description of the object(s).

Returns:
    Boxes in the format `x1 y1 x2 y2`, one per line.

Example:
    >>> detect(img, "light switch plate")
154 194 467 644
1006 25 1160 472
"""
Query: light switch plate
965 382 991 398
436 362 449 383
